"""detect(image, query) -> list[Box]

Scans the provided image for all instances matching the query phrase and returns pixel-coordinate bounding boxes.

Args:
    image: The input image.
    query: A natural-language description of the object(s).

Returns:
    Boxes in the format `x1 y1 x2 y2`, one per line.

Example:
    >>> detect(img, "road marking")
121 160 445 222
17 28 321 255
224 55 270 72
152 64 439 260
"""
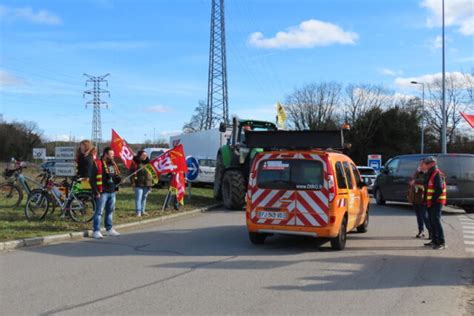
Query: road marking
459 218 472 222
466 248 474 253
464 235 474 239
464 240 474 245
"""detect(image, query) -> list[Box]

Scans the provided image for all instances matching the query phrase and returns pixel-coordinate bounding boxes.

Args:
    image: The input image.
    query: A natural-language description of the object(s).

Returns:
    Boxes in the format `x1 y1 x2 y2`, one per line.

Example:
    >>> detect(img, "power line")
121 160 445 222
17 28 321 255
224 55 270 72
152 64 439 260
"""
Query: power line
206 0 229 129
83 73 110 150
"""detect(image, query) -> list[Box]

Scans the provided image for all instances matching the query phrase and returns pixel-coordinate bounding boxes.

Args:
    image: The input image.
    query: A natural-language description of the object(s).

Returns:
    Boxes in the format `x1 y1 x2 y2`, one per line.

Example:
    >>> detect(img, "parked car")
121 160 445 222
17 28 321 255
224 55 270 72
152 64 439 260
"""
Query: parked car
40 160 56 174
143 147 168 160
357 166 378 193
195 158 216 184
373 154 474 214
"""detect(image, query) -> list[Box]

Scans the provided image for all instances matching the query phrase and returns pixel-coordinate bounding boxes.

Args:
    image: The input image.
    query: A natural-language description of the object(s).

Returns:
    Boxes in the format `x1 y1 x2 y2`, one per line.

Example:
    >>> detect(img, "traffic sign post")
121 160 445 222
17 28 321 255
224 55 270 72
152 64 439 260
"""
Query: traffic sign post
32 148 46 160
55 146 76 177
367 154 382 171
185 156 200 202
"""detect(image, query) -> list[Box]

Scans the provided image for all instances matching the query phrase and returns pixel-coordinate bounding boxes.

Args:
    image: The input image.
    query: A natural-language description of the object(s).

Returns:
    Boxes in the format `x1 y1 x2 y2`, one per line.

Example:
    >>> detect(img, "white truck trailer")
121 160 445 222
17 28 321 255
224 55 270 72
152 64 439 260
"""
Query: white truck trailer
169 129 229 160
169 129 230 184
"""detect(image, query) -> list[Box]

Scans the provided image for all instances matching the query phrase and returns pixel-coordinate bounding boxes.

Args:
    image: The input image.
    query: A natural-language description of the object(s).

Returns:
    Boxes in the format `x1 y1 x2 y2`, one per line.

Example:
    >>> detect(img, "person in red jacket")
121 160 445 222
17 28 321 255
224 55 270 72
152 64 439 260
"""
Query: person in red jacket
89 147 121 239
422 156 447 250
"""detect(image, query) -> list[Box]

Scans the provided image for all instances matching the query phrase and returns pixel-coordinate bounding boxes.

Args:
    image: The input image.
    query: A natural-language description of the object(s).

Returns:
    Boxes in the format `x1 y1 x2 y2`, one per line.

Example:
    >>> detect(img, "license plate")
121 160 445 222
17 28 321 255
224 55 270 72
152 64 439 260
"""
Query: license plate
258 211 287 220
447 185 458 191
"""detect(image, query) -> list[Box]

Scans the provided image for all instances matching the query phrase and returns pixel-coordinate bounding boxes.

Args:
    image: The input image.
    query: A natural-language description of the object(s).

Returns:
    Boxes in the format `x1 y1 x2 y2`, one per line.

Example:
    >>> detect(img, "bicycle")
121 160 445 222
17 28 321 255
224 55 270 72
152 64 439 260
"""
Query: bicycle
0 159 48 208
25 171 96 223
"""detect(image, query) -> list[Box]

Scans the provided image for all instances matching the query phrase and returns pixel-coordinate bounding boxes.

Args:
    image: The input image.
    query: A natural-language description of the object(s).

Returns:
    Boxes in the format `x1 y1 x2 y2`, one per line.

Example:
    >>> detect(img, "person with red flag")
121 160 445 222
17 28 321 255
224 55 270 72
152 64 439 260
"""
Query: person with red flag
130 150 153 217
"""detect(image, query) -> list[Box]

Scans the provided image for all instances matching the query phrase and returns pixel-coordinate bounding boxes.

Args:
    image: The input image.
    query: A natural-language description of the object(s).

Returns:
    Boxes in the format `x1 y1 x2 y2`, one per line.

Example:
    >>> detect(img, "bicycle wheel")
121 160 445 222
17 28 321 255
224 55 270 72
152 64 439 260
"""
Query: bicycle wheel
25 189 50 221
68 192 96 223
0 183 23 208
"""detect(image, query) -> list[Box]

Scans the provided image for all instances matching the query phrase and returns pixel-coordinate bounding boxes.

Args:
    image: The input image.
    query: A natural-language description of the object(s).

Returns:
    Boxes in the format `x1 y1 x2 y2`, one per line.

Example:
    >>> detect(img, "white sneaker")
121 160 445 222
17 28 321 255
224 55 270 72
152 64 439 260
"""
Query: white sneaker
92 231 103 239
105 228 120 237
136 213 142 217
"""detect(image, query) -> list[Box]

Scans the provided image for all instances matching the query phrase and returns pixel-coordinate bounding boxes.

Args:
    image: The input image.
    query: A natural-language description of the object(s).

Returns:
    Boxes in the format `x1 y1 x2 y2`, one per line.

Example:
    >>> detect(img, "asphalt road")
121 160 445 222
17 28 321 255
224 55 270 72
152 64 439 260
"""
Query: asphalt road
1 202 473 316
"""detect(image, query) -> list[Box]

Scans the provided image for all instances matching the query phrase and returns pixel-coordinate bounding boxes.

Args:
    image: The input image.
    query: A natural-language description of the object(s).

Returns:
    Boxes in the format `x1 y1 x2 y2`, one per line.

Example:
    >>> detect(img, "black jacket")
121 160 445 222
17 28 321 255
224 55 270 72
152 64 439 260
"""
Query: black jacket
130 159 153 187
77 154 94 178
89 159 121 195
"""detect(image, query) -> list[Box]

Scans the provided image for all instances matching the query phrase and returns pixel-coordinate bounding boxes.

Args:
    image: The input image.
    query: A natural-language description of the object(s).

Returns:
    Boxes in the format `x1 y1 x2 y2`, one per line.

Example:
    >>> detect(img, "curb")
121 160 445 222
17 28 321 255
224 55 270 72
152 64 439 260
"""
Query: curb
0 204 221 252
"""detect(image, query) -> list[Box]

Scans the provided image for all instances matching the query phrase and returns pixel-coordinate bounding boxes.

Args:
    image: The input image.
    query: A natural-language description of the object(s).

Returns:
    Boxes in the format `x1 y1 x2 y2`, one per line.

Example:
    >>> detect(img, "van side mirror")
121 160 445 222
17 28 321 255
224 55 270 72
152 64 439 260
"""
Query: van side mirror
219 122 227 133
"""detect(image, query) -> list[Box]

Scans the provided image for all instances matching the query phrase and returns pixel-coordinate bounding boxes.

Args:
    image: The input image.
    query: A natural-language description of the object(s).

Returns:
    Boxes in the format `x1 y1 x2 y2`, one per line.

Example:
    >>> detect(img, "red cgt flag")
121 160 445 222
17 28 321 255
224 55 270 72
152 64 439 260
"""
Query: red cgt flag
170 171 186 205
461 112 474 128
146 144 188 176
111 129 135 169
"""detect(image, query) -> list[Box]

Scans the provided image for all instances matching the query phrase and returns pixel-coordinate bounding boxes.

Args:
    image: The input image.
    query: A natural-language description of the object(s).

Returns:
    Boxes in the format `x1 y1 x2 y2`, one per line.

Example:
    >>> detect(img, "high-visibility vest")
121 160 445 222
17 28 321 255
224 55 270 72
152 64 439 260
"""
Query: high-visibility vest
94 159 103 193
426 169 447 207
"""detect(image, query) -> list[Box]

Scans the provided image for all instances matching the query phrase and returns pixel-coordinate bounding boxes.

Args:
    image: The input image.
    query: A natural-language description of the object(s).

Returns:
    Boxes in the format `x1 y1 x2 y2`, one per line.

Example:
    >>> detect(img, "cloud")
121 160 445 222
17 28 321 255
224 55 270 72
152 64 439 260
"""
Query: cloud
421 0 474 35
0 5 62 25
144 105 172 113
395 71 474 88
0 70 25 87
248 19 358 49
378 68 403 77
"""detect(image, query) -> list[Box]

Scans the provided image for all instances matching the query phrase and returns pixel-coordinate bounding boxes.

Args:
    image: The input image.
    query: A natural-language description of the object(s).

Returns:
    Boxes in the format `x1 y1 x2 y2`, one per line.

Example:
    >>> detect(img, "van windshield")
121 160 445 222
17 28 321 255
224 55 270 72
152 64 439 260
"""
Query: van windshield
257 159 324 190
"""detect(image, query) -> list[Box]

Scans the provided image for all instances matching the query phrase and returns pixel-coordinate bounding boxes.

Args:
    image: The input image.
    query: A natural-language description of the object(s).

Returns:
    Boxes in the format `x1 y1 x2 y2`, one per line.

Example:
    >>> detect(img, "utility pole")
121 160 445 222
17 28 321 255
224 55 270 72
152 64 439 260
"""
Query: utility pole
441 0 447 153
206 0 229 129
83 74 110 151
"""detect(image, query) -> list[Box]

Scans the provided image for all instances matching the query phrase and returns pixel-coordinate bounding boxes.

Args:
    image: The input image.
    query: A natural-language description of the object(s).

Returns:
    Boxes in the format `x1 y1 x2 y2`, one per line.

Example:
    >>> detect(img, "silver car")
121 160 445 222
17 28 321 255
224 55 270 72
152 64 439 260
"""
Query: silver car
357 166 378 194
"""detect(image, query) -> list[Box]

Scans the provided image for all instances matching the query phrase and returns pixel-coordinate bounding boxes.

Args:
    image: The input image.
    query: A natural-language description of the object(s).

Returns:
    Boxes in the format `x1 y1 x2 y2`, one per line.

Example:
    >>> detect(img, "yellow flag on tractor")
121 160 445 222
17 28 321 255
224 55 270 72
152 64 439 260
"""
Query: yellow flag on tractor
276 102 287 129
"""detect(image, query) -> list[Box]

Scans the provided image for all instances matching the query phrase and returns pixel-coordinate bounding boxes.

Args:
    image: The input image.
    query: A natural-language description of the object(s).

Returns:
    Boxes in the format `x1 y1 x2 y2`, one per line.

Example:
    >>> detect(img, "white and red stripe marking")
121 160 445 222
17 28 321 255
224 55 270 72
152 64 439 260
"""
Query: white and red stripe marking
248 151 330 228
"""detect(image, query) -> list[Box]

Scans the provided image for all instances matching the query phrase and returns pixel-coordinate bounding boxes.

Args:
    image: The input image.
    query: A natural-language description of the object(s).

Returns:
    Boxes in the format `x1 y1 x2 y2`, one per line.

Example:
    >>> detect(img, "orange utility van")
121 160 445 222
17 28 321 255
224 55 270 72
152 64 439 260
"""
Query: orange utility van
246 150 370 250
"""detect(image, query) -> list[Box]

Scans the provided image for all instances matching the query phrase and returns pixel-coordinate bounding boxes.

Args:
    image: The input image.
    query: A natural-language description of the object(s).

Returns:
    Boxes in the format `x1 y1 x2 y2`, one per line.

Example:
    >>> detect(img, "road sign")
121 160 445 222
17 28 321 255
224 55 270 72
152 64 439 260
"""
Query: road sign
32 148 46 160
368 154 382 171
55 147 75 160
185 156 200 181
55 162 76 176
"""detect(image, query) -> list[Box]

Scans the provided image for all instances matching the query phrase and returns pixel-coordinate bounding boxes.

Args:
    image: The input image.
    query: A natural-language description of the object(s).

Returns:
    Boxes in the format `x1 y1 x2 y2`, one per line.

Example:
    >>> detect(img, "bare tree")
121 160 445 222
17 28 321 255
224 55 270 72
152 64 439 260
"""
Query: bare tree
344 84 392 125
284 82 342 130
425 73 474 145
183 100 207 133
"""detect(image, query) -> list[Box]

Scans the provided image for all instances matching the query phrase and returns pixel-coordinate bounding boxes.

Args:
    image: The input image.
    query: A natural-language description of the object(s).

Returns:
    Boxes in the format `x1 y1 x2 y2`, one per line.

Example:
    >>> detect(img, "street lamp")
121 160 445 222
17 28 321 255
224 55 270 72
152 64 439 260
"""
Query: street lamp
441 0 447 153
411 81 425 154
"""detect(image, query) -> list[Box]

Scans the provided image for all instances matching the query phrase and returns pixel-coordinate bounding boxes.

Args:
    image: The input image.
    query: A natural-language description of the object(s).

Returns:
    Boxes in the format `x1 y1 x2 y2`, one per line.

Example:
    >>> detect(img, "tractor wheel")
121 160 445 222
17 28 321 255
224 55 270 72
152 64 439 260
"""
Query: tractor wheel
222 170 246 210
213 154 224 201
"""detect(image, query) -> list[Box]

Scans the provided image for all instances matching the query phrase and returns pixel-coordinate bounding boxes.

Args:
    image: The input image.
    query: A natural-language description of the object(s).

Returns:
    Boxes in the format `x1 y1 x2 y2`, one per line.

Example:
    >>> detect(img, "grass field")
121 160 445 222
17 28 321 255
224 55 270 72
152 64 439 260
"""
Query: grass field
0 162 216 241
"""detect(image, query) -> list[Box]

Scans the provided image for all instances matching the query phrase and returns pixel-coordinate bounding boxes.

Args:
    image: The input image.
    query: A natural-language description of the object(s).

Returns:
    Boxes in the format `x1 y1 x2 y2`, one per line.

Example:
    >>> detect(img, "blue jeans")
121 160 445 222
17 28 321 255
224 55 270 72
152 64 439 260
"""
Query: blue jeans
134 187 151 215
414 204 430 233
428 203 445 245
93 192 116 232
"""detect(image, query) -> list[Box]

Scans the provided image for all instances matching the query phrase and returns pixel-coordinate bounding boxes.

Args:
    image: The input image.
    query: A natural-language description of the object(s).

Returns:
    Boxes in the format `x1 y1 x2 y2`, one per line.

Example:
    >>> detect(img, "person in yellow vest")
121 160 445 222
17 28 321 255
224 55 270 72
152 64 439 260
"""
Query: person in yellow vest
89 147 121 239
422 156 447 250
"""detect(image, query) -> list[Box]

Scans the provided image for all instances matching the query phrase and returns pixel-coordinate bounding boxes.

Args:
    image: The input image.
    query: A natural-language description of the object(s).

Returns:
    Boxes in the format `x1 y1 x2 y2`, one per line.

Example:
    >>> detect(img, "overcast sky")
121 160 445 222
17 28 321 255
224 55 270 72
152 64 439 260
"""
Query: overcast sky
0 0 473 143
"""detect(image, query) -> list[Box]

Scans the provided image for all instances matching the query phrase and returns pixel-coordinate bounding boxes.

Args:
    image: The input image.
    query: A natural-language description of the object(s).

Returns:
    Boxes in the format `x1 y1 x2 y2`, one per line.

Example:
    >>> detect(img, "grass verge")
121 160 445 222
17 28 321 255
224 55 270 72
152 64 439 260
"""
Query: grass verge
0 184 215 242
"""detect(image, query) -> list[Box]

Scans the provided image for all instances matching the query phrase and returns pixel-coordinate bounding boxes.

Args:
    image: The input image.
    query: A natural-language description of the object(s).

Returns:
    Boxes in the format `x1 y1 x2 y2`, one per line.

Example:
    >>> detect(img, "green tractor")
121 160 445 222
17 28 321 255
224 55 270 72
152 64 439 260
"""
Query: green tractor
214 117 278 209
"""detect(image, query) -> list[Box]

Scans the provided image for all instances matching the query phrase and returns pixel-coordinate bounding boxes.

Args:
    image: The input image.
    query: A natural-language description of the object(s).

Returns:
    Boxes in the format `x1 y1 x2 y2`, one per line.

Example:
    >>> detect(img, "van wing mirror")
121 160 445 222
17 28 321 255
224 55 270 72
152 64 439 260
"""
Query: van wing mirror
219 122 227 133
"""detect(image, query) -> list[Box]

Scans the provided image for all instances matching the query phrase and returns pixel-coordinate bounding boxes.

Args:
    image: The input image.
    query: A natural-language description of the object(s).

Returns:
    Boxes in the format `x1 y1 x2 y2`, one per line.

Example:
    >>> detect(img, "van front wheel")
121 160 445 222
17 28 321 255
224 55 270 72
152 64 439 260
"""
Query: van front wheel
331 216 347 251
375 189 386 205
249 232 266 245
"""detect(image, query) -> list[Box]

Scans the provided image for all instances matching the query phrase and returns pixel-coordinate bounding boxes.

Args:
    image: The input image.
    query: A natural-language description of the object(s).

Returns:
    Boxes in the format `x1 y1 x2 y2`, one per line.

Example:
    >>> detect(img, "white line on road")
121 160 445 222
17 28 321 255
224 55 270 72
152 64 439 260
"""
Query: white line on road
464 235 474 239
464 240 474 245
466 248 474 253
462 226 474 231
